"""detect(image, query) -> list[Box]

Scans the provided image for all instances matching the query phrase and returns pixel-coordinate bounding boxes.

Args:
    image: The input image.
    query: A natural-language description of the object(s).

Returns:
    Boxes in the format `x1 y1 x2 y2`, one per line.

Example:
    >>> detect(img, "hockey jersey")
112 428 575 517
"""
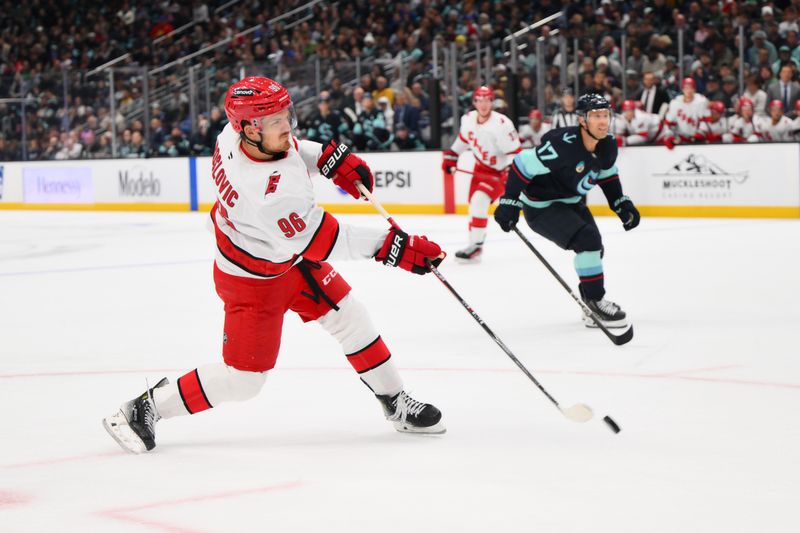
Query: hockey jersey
519 122 552 148
757 115 794 141
450 110 522 171
729 116 761 142
210 124 386 279
510 126 625 209
664 94 710 139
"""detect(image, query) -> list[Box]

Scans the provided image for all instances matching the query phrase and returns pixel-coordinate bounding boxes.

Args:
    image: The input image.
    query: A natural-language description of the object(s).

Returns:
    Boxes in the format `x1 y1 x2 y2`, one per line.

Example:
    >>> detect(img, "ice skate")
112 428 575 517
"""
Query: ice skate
377 390 446 434
454 243 483 263
582 298 627 329
103 378 168 454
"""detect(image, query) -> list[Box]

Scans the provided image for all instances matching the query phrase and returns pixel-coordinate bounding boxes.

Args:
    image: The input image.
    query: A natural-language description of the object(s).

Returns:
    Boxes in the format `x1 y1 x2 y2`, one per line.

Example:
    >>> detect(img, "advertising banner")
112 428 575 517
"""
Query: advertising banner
196 150 444 212
23 166 93 203
586 143 800 216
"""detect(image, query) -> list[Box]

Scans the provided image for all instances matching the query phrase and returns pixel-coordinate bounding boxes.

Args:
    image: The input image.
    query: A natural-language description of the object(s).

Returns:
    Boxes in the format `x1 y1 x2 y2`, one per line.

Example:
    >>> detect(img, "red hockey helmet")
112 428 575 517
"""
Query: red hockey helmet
768 99 784 110
739 97 754 109
621 100 637 111
528 109 543 119
473 85 493 102
709 101 725 113
681 77 696 88
224 77 294 133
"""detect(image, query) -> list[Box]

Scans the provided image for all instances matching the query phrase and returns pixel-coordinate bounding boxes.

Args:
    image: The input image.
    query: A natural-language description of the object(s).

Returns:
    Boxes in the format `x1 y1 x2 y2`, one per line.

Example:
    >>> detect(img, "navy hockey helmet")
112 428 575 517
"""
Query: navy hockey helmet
576 93 611 118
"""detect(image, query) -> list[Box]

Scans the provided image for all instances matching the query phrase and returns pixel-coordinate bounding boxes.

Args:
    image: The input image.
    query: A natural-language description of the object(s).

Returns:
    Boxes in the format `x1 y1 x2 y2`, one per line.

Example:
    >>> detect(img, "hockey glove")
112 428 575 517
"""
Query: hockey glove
442 149 458 174
494 198 523 232
375 228 445 275
317 140 373 199
613 196 640 231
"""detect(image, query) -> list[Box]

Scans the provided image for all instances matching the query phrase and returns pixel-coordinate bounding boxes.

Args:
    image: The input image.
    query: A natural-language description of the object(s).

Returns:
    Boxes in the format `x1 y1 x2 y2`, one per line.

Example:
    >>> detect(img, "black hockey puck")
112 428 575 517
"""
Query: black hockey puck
603 415 621 434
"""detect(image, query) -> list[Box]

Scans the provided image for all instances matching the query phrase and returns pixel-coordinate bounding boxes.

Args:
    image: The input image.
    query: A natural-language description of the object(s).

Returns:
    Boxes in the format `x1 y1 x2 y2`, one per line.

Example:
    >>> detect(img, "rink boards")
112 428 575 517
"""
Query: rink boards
1 143 798 218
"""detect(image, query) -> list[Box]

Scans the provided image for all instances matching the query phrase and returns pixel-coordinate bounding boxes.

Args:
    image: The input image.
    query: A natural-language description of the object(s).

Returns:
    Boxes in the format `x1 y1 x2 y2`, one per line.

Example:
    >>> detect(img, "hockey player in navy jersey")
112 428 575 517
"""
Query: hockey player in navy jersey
493 93 640 328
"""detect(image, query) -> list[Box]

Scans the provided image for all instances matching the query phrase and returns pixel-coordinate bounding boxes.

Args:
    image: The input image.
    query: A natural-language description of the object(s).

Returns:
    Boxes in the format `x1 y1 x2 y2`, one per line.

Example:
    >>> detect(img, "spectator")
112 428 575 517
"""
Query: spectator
352 93 392 151
704 75 724 103
773 46 800 75
639 71 670 116
127 130 147 158
719 75 741 110
377 96 394 131
392 92 421 137
779 7 799 39
390 123 425 150
372 76 395 106
306 91 350 145
748 30 778 67
624 70 643 101
767 64 800 111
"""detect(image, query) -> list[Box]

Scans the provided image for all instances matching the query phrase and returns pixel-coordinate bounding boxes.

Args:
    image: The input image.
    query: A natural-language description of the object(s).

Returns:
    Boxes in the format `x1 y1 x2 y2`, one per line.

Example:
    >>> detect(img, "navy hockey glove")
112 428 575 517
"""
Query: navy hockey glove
494 198 523 232
317 140 373 199
613 196 640 231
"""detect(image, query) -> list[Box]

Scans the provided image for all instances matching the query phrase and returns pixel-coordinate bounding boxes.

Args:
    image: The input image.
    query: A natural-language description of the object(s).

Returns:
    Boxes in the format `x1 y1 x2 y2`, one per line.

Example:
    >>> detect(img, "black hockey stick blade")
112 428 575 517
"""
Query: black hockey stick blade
611 324 634 345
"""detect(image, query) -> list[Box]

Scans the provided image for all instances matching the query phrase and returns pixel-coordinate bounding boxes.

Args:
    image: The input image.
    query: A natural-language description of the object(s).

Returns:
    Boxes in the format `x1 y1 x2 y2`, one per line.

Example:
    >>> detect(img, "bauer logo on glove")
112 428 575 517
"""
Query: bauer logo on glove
317 140 374 200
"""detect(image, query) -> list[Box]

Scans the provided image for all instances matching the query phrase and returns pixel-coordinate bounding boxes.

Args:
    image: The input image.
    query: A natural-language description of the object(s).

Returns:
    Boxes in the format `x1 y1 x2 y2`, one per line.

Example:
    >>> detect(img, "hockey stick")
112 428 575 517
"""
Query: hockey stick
354 181 595 424
512 226 634 346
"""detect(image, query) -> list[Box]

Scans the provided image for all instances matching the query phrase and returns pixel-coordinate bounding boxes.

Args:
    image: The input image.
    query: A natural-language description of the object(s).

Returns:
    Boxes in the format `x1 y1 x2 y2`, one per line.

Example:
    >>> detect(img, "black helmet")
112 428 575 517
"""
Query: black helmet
576 93 611 117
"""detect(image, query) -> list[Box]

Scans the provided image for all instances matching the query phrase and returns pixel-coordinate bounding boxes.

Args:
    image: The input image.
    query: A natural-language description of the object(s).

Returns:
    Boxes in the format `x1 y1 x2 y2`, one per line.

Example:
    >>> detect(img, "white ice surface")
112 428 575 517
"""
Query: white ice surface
1 211 798 532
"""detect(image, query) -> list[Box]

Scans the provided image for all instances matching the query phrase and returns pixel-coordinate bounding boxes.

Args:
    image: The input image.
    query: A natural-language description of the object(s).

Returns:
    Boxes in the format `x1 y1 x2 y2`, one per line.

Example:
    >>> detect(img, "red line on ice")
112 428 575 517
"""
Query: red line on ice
96 482 304 533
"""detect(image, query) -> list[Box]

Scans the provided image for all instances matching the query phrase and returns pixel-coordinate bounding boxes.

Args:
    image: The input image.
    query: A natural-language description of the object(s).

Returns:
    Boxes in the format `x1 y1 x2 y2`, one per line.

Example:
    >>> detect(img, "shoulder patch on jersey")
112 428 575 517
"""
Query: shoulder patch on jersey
562 132 577 144
264 170 282 196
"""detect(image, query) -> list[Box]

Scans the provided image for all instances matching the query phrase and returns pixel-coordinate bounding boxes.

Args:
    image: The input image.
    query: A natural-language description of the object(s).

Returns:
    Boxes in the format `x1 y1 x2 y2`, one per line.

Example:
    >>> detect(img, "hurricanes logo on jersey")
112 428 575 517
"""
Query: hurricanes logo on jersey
265 171 281 196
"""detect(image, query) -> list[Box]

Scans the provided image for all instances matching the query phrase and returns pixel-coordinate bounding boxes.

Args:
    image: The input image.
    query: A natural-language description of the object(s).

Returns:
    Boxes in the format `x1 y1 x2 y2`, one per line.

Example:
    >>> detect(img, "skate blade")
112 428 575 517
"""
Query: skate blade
102 411 148 454
582 315 628 329
454 255 482 264
393 420 447 435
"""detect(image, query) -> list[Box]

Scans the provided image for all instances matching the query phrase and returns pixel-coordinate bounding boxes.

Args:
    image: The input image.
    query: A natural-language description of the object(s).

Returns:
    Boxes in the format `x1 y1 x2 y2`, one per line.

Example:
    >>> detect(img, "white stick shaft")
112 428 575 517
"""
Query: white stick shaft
355 182 393 222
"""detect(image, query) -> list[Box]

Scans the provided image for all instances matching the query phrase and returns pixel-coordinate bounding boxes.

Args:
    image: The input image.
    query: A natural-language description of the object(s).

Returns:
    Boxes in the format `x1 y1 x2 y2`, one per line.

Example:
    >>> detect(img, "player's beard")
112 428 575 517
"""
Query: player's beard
263 132 292 154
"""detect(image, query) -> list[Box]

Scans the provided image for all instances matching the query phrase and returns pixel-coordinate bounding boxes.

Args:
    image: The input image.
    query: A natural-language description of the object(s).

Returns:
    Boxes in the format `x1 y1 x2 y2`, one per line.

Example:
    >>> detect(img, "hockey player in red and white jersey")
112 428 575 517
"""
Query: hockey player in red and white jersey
663 78 710 144
103 77 446 453
518 109 551 148
442 86 522 262
614 100 665 146
698 101 732 143
729 97 761 143
758 100 794 141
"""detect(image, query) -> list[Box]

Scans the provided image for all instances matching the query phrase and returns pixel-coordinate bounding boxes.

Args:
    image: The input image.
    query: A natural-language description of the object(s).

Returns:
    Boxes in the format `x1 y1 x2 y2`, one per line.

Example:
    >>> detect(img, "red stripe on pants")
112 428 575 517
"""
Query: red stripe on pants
178 369 213 414
346 337 391 374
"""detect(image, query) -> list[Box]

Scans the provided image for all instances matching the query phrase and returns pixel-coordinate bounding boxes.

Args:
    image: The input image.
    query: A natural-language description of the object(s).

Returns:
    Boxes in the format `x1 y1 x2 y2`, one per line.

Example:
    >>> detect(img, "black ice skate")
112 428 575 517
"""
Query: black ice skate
455 243 483 263
103 377 168 454
377 391 446 434
582 298 628 329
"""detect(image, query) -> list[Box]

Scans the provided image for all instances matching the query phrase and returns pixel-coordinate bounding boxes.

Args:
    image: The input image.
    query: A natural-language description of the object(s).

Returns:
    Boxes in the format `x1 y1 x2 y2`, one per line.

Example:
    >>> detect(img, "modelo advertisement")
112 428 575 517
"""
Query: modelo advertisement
196 150 444 209
91 159 189 204
586 143 800 208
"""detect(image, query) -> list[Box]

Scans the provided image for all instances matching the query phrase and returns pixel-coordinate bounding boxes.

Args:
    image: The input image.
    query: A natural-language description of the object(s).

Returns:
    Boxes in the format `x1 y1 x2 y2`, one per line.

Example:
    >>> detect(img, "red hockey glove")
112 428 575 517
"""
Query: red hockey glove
442 149 458 174
317 140 373 199
375 228 445 275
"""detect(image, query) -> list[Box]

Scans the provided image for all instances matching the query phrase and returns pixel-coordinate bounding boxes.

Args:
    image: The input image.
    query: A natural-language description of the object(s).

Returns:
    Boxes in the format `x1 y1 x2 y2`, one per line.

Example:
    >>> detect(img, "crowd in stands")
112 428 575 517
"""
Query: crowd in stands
1 0 800 161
